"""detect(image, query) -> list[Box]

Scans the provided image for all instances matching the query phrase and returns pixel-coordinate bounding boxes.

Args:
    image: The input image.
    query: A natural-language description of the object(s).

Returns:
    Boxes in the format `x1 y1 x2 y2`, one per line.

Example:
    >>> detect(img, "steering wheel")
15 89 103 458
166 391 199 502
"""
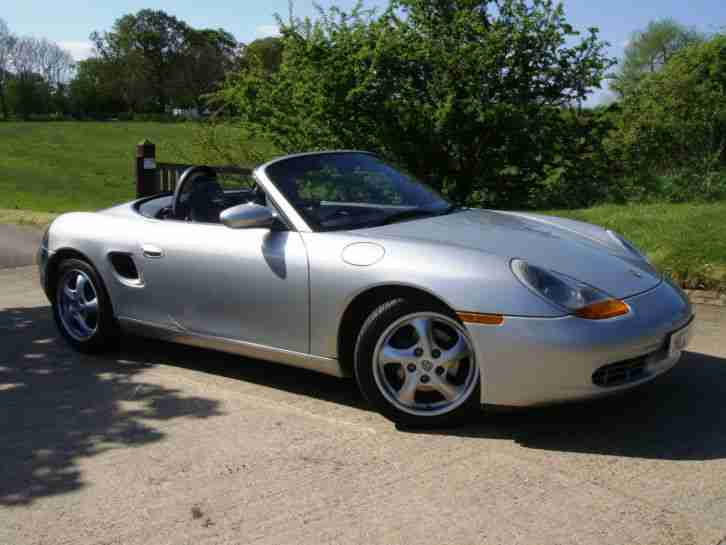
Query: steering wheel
173 166 218 220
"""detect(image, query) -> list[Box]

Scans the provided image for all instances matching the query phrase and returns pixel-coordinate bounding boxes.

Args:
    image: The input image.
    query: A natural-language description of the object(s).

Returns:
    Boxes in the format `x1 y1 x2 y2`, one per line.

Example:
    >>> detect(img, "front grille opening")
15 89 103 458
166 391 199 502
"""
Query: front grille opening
592 356 648 387
109 252 139 280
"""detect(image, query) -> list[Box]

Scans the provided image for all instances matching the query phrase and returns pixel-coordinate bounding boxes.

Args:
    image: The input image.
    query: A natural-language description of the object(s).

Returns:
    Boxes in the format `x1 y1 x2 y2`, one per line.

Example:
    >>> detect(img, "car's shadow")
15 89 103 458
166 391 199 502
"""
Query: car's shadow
129 329 726 463
406 350 726 461
2 305 725 509
137 331 726 463
118 326 369 412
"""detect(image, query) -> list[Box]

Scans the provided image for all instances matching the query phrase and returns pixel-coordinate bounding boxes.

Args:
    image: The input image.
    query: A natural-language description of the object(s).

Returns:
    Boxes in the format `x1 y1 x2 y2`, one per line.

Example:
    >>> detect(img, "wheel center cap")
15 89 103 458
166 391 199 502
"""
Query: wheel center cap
421 360 433 372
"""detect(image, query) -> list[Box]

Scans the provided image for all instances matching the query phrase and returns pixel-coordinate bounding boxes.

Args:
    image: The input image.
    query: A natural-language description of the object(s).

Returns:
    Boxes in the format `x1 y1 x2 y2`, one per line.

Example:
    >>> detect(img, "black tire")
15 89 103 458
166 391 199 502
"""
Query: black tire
354 297 481 428
52 258 119 353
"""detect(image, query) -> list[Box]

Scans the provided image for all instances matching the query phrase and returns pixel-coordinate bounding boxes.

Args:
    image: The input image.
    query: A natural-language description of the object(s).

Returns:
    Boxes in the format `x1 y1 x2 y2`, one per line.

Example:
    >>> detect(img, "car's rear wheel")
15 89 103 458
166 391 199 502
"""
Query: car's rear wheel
53 258 119 353
354 298 480 428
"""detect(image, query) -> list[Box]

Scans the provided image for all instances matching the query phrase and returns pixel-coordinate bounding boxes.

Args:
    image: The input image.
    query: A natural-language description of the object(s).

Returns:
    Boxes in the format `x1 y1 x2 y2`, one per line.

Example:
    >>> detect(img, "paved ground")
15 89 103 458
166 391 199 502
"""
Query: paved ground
2 266 726 545
0 224 43 269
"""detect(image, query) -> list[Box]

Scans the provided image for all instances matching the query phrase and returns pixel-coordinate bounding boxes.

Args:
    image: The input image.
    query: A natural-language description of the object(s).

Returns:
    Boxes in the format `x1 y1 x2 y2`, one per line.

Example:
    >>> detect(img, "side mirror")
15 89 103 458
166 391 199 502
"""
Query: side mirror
220 203 276 229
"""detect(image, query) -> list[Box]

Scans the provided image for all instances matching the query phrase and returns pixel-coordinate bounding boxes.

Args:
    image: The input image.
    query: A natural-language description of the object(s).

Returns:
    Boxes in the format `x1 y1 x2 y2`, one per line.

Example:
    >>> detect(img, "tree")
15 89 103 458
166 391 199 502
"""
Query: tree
35 38 74 87
242 37 283 73
91 10 240 113
0 18 15 119
6 72 53 120
614 34 726 201
69 58 126 117
7 36 72 119
92 9 191 112
10 37 43 119
174 28 239 110
216 0 613 207
610 19 704 97
0 22 74 119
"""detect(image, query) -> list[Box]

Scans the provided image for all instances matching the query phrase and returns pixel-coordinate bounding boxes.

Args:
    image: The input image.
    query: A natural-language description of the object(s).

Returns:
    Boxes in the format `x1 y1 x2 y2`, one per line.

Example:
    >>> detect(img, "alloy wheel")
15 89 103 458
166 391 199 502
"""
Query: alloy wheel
372 312 479 417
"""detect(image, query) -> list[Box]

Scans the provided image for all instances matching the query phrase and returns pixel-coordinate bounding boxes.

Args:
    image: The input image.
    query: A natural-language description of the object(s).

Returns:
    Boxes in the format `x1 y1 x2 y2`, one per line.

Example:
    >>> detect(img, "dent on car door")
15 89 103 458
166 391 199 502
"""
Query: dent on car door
129 220 310 353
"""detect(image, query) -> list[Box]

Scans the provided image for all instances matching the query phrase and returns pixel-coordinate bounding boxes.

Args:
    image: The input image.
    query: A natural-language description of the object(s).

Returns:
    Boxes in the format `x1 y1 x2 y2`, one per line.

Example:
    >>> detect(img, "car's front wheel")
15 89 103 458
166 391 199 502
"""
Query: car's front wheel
354 298 481 428
53 258 119 353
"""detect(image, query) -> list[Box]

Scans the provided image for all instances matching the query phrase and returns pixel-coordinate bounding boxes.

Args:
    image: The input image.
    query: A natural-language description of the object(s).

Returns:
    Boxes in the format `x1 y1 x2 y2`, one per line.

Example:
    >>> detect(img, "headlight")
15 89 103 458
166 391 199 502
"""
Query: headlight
607 230 649 263
511 259 629 320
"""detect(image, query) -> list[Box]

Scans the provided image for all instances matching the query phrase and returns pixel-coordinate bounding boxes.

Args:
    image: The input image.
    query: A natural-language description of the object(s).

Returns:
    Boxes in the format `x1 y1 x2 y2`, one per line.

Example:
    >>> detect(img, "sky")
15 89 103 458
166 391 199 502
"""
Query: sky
3 0 725 103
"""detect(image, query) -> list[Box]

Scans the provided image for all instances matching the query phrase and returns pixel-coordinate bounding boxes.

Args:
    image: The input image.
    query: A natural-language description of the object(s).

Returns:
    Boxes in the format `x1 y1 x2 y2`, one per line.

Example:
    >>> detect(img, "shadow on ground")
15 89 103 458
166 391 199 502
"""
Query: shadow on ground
137 327 725 463
122 329 368 412
144 327 726 463
411 350 726 461
3 304 726 509
0 306 223 506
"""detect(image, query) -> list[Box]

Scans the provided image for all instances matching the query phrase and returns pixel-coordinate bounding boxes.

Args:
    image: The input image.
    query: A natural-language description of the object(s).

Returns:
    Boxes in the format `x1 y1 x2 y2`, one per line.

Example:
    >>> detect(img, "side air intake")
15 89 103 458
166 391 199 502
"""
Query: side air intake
109 252 140 281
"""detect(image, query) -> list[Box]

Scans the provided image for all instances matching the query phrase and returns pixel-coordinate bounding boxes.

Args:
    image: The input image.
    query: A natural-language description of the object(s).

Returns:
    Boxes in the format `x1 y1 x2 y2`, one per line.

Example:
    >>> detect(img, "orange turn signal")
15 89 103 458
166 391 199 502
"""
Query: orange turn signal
457 312 504 325
574 299 629 320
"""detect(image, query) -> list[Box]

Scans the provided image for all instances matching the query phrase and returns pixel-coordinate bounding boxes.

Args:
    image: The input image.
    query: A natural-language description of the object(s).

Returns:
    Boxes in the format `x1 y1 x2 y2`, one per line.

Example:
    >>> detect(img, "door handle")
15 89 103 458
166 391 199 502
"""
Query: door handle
142 244 164 258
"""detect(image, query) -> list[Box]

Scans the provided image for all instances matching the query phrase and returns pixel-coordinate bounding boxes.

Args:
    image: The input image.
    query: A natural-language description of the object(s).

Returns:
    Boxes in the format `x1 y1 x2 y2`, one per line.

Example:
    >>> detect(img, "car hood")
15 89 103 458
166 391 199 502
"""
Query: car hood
356 209 661 299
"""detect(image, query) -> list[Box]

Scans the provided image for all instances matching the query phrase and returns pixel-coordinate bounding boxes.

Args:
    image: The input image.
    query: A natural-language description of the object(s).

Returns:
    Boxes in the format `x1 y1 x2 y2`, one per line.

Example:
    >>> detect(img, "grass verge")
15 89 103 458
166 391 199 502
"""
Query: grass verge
0 121 270 213
0 209 58 228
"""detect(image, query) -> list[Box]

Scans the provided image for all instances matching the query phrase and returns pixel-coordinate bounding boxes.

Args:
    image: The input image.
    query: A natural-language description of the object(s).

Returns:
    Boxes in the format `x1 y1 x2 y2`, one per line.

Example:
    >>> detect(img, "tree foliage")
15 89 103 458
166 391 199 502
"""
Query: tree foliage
68 58 126 117
610 18 704 97
92 10 189 112
175 29 239 110
0 19 15 119
0 24 74 120
215 0 613 207
612 34 726 201
6 72 52 119
241 37 283 74
91 10 239 113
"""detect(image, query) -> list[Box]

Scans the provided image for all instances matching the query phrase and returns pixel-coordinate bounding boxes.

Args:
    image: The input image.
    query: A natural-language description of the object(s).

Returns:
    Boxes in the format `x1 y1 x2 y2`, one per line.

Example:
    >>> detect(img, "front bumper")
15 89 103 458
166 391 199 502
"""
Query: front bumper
467 280 694 406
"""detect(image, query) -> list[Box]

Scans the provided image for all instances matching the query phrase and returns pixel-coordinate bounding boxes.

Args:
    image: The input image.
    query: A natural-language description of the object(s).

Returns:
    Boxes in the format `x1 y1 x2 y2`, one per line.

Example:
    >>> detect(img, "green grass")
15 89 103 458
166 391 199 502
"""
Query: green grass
0 121 195 212
0 121 269 213
0 208 58 228
551 202 726 290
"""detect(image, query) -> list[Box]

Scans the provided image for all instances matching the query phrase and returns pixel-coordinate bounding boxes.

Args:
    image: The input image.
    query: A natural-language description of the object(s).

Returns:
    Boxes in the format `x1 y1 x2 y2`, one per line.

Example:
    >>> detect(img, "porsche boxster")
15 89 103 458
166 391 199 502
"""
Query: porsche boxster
38 151 694 426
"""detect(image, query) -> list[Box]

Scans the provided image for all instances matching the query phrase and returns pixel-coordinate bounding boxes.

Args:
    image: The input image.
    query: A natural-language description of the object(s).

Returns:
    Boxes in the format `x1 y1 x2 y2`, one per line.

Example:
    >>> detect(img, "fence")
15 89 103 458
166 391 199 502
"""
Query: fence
135 139 253 198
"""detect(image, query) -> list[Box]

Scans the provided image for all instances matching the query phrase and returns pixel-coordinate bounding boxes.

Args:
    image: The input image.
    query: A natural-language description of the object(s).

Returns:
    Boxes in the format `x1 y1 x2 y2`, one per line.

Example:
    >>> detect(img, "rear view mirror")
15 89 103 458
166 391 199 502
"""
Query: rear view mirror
220 203 276 229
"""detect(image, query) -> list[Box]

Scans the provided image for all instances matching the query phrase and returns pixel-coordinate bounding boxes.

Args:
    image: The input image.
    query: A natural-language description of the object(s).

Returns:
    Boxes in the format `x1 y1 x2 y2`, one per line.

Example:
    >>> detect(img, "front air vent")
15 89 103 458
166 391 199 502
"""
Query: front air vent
109 252 139 280
592 356 647 387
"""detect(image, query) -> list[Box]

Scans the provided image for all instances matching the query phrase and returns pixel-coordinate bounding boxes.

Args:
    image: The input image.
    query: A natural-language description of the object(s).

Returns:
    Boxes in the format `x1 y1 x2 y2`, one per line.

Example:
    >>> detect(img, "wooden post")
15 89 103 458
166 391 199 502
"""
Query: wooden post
135 139 158 198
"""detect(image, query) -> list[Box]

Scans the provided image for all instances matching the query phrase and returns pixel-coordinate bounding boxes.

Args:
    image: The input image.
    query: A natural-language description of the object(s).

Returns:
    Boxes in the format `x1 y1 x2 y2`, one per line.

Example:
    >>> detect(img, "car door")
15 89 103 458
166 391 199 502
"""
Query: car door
132 219 310 354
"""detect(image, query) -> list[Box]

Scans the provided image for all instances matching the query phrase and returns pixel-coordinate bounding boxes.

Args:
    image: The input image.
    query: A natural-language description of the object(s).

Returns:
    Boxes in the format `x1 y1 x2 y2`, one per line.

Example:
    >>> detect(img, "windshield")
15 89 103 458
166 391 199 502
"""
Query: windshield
264 152 452 231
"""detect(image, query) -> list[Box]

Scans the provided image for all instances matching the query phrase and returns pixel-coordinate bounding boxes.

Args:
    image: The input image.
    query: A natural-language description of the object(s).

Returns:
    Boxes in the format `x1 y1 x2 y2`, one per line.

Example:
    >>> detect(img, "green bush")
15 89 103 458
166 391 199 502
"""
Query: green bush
610 34 726 198
213 0 613 209
526 107 618 209
655 170 726 202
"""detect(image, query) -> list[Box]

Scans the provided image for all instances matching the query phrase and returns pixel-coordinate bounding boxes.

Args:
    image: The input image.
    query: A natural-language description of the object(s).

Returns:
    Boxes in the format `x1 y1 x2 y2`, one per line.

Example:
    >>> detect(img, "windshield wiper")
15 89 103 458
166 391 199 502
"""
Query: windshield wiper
377 206 456 226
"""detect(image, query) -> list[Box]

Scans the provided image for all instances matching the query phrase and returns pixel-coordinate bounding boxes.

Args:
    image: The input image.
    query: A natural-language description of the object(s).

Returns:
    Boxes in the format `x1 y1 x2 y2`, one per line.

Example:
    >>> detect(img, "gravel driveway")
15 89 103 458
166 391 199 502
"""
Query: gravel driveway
2 266 726 545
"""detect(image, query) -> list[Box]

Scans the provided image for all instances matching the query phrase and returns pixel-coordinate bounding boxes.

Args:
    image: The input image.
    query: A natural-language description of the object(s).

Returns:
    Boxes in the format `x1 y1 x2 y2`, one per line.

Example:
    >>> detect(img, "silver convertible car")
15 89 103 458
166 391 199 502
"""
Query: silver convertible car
38 151 694 427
